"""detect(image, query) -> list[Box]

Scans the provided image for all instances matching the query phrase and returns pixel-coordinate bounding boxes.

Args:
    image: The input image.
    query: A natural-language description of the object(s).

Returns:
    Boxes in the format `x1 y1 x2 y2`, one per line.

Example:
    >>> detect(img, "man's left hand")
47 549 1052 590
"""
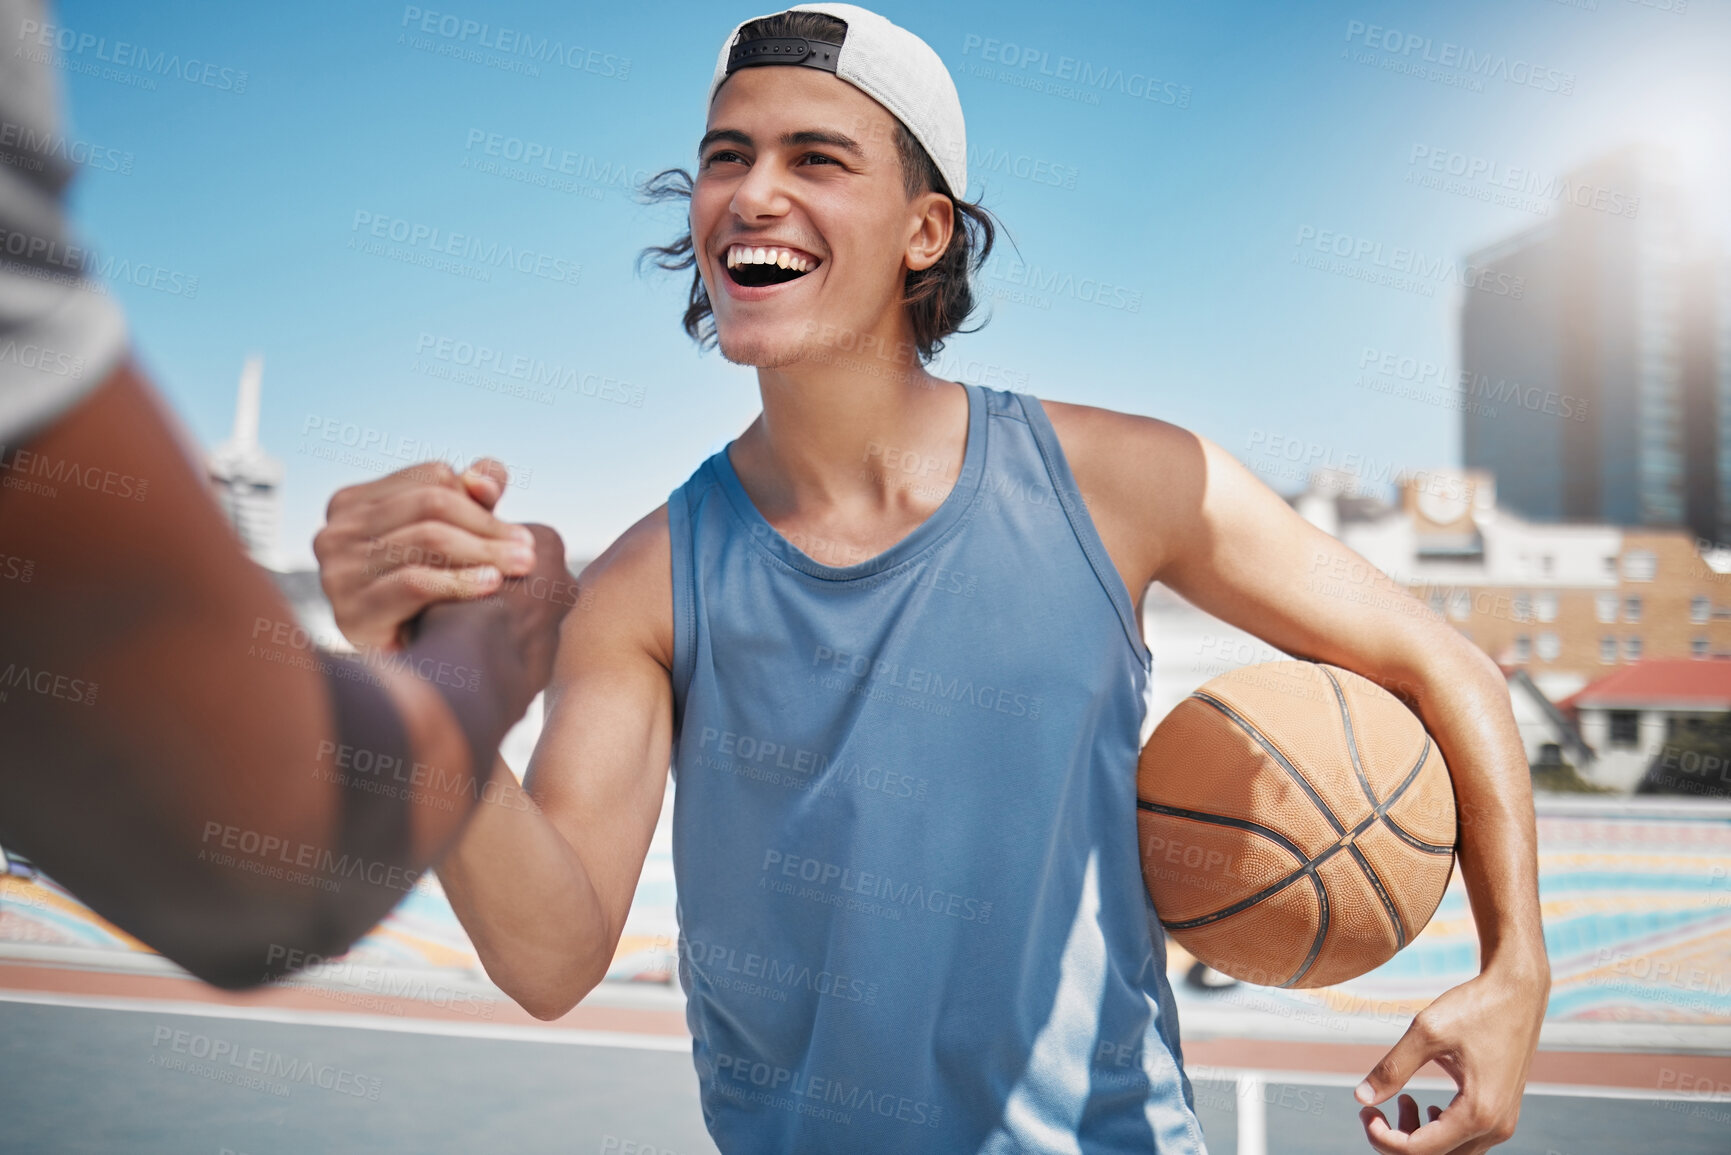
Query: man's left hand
1354 961 1549 1153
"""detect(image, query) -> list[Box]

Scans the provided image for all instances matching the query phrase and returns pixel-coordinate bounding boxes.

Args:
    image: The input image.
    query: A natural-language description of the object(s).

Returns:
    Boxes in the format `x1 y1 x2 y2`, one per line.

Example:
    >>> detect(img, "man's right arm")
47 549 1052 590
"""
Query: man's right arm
316 481 676 1019
436 508 675 1018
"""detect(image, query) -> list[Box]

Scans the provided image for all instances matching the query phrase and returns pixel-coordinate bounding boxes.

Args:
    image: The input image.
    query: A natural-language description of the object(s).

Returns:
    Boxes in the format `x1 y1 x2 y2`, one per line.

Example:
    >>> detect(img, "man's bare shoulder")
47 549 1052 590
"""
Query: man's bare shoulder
567 503 673 672
1034 397 1210 587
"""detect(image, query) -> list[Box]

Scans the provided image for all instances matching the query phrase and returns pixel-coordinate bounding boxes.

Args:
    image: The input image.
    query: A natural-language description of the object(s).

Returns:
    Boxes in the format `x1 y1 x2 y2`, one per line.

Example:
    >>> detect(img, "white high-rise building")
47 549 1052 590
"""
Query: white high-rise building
208 354 285 569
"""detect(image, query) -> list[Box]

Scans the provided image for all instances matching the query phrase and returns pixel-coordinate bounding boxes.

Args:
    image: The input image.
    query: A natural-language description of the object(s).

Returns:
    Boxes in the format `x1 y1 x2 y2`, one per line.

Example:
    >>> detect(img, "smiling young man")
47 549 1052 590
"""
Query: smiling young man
314 5 1550 1152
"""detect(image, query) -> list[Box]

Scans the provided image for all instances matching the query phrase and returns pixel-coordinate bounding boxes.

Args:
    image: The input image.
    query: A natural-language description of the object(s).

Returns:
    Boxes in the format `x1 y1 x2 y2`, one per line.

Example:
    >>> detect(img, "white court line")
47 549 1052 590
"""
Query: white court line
4 991 1724 1101
0 989 691 1052
1187 1066 1731 1103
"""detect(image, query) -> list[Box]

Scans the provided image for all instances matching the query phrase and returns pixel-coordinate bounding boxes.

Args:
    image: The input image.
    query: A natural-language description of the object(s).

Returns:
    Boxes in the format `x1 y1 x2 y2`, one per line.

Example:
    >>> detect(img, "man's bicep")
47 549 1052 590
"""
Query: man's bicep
1155 434 1441 684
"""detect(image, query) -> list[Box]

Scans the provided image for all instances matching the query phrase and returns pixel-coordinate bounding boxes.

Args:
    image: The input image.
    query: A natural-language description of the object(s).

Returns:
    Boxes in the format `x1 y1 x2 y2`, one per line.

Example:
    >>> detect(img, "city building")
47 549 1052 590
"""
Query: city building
207 354 285 570
1459 145 1730 543
1554 660 1731 792
1298 467 1731 705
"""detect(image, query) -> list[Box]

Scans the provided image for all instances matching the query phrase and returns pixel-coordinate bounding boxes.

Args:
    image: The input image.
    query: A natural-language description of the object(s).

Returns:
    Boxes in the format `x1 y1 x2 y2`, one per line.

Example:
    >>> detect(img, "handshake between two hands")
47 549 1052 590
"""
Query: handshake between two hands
313 455 573 692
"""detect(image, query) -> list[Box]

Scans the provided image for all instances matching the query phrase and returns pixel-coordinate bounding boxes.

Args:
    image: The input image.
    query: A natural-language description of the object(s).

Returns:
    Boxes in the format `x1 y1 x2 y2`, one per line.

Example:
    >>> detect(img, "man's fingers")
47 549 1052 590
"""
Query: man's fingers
347 484 535 556
1357 1014 1438 1106
392 563 506 602
361 519 536 580
1359 1099 1477 1155
461 457 510 512
339 562 504 636
325 458 468 518
1397 1093 1420 1134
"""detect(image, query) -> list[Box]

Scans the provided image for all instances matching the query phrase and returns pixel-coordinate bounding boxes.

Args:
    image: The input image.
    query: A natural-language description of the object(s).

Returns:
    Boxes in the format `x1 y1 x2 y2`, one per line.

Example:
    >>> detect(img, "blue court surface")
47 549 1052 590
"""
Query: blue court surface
4 793 1729 1152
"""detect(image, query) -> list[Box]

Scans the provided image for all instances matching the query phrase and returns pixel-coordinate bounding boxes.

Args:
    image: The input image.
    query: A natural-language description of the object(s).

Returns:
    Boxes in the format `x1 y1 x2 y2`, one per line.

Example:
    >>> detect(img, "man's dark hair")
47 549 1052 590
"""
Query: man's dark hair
634 10 1002 363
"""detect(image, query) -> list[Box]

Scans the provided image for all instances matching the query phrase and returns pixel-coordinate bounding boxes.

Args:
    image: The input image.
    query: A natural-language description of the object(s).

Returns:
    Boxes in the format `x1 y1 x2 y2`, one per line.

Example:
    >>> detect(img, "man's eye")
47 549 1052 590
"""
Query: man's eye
801 153 840 166
703 149 746 167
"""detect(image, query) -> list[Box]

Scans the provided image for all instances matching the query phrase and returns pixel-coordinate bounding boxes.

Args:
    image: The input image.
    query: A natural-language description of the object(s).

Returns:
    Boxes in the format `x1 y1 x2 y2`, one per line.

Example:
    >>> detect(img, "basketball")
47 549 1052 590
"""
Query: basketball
1136 660 1457 989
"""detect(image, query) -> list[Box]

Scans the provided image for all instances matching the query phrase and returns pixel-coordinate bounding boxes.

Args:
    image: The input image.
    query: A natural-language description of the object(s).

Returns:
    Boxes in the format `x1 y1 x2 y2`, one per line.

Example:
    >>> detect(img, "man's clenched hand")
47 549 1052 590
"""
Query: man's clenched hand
315 457 536 650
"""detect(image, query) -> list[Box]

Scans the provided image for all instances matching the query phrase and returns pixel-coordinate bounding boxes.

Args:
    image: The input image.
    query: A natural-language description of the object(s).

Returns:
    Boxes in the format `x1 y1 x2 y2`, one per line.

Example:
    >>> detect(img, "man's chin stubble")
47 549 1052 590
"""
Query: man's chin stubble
717 331 808 370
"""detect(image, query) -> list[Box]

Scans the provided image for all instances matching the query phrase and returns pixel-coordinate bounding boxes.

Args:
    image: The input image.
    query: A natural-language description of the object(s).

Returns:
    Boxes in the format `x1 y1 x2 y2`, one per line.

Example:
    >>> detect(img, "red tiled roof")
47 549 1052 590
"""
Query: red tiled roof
1555 658 1731 710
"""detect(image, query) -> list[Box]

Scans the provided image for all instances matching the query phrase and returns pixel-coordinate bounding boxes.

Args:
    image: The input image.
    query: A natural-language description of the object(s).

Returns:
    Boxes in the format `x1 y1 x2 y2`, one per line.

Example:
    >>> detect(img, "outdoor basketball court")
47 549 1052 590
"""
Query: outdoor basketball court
3 789 1727 1153
0 996 1724 1154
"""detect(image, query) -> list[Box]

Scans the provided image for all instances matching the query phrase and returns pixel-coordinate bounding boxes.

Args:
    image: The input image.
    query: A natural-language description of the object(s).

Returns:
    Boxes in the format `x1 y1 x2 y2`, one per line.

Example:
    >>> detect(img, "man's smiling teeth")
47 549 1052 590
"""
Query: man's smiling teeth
726 244 815 272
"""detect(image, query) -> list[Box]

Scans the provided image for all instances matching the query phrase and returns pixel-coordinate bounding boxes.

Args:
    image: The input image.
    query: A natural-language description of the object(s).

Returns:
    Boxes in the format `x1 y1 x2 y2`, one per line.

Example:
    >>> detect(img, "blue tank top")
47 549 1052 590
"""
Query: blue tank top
666 381 1207 1153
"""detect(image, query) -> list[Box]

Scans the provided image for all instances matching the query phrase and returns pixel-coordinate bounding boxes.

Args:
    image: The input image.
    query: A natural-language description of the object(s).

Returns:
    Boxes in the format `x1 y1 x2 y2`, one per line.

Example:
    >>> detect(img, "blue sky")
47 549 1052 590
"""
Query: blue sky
46 0 1731 565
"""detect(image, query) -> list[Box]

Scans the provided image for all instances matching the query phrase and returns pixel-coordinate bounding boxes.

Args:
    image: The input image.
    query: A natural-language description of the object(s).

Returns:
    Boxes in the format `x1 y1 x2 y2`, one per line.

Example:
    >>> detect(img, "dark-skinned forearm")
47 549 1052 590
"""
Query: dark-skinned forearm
174 598 561 989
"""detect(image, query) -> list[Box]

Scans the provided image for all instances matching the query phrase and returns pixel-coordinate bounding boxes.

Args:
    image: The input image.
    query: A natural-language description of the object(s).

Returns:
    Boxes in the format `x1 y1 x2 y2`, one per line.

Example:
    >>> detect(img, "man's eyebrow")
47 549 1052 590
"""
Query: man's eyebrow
698 128 751 154
698 128 865 157
782 129 863 156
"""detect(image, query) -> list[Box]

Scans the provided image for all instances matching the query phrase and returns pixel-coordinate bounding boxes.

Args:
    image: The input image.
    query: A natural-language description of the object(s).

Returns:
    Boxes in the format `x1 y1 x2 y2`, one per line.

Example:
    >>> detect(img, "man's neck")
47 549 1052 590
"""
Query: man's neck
731 351 970 530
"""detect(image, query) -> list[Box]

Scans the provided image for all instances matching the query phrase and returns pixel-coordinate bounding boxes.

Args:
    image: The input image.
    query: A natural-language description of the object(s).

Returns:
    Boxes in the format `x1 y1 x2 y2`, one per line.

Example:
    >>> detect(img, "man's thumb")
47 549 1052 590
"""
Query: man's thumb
1356 1017 1433 1105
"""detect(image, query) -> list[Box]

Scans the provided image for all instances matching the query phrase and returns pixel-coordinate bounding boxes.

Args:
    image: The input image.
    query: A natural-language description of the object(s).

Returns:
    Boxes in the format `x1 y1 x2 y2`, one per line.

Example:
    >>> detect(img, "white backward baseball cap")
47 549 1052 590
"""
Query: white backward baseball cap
706 2 967 199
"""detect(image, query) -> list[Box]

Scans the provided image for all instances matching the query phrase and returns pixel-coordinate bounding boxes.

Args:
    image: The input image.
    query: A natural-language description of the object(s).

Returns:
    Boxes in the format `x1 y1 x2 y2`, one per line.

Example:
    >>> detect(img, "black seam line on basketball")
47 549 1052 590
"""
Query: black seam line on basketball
1325 662 1418 949
1143 799 1352 931
1382 813 1453 855
1155 832 1358 933
1319 666 1380 810
1136 799 1308 861
1190 689 1347 835
1280 873 1330 988
1347 842 1407 951
1331 733 1435 950
1372 734 1438 844
1146 734 1432 894
1145 739 1438 950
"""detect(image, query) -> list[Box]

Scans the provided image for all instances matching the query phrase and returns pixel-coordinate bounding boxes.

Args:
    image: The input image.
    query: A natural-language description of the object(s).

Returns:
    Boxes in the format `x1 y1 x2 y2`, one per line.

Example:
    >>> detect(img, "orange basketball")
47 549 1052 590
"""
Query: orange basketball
1136 660 1457 989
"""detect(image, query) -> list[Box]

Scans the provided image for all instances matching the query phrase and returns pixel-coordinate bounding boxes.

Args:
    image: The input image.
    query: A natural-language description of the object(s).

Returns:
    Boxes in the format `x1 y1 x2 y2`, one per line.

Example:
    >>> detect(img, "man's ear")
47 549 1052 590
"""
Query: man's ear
906 192 954 272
